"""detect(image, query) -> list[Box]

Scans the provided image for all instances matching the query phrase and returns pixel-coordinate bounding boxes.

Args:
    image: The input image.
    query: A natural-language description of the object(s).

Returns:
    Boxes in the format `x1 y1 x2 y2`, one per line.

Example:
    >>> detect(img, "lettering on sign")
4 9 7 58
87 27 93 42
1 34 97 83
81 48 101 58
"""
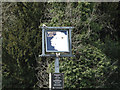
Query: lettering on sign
47 31 56 37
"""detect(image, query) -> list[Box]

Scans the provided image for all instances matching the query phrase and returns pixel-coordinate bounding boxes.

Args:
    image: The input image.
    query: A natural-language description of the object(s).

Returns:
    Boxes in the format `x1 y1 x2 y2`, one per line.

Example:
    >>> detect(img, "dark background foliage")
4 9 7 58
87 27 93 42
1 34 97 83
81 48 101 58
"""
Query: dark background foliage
2 2 120 89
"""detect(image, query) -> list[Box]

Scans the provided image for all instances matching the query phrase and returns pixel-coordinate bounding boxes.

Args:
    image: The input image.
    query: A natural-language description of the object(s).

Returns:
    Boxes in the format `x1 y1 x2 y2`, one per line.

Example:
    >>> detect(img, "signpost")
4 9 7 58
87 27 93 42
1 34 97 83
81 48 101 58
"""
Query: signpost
39 26 74 89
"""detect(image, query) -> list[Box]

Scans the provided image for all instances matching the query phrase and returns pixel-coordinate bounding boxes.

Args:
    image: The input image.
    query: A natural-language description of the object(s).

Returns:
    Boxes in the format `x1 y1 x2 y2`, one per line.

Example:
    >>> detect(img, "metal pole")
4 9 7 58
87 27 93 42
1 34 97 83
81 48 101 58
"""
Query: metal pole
42 27 45 55
69 29 72 55
55 57 59 73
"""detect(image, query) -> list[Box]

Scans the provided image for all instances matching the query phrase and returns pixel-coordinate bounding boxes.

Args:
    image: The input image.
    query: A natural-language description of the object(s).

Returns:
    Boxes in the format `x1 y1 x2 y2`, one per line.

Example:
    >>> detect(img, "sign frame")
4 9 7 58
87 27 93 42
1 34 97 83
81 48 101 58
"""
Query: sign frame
39 27 74 57
45 29 70 52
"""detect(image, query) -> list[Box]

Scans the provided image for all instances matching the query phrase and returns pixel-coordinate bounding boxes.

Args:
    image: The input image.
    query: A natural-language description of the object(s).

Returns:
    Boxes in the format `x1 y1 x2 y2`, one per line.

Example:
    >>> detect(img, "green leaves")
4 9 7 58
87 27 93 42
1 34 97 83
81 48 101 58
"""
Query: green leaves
48 44 117 88
46 2 119 88
2 2 120 89
2 2 45 88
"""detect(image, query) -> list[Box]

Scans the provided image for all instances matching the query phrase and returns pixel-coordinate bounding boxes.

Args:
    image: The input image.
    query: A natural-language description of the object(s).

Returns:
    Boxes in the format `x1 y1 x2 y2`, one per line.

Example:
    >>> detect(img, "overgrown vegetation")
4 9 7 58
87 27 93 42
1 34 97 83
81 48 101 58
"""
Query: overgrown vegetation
2 2 120 89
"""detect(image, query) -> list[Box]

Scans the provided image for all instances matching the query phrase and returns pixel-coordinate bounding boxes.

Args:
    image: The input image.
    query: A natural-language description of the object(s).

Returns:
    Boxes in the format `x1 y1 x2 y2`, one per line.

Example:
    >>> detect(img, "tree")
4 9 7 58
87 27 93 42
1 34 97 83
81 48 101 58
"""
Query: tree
2 2 46 88
2 2 120 89
46 2 119 89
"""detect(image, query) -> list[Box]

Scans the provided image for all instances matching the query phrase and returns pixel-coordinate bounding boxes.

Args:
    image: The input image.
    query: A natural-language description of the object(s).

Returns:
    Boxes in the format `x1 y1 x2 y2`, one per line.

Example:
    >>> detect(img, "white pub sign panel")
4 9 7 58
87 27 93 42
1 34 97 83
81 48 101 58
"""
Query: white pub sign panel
46 30 69 52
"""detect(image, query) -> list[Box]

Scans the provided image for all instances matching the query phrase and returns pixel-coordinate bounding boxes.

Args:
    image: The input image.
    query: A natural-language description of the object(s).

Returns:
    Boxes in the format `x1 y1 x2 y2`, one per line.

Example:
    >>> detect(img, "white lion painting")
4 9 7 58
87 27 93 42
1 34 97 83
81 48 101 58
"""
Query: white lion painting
51 32 69 52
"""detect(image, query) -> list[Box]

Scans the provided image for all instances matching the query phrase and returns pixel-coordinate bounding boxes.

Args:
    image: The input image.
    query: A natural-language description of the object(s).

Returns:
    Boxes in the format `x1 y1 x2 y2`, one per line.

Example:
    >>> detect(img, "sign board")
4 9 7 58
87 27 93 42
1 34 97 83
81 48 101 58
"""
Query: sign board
49 73 64 89
39 27 74 57
45 30 69 52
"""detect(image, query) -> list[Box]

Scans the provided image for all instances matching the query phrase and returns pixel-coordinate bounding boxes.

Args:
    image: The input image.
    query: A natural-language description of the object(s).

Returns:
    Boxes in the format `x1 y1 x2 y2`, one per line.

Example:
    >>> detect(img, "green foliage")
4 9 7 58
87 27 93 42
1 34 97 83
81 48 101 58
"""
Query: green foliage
2 2 120 89
2 2 45 88
49 45 117 88
47 2 119 89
